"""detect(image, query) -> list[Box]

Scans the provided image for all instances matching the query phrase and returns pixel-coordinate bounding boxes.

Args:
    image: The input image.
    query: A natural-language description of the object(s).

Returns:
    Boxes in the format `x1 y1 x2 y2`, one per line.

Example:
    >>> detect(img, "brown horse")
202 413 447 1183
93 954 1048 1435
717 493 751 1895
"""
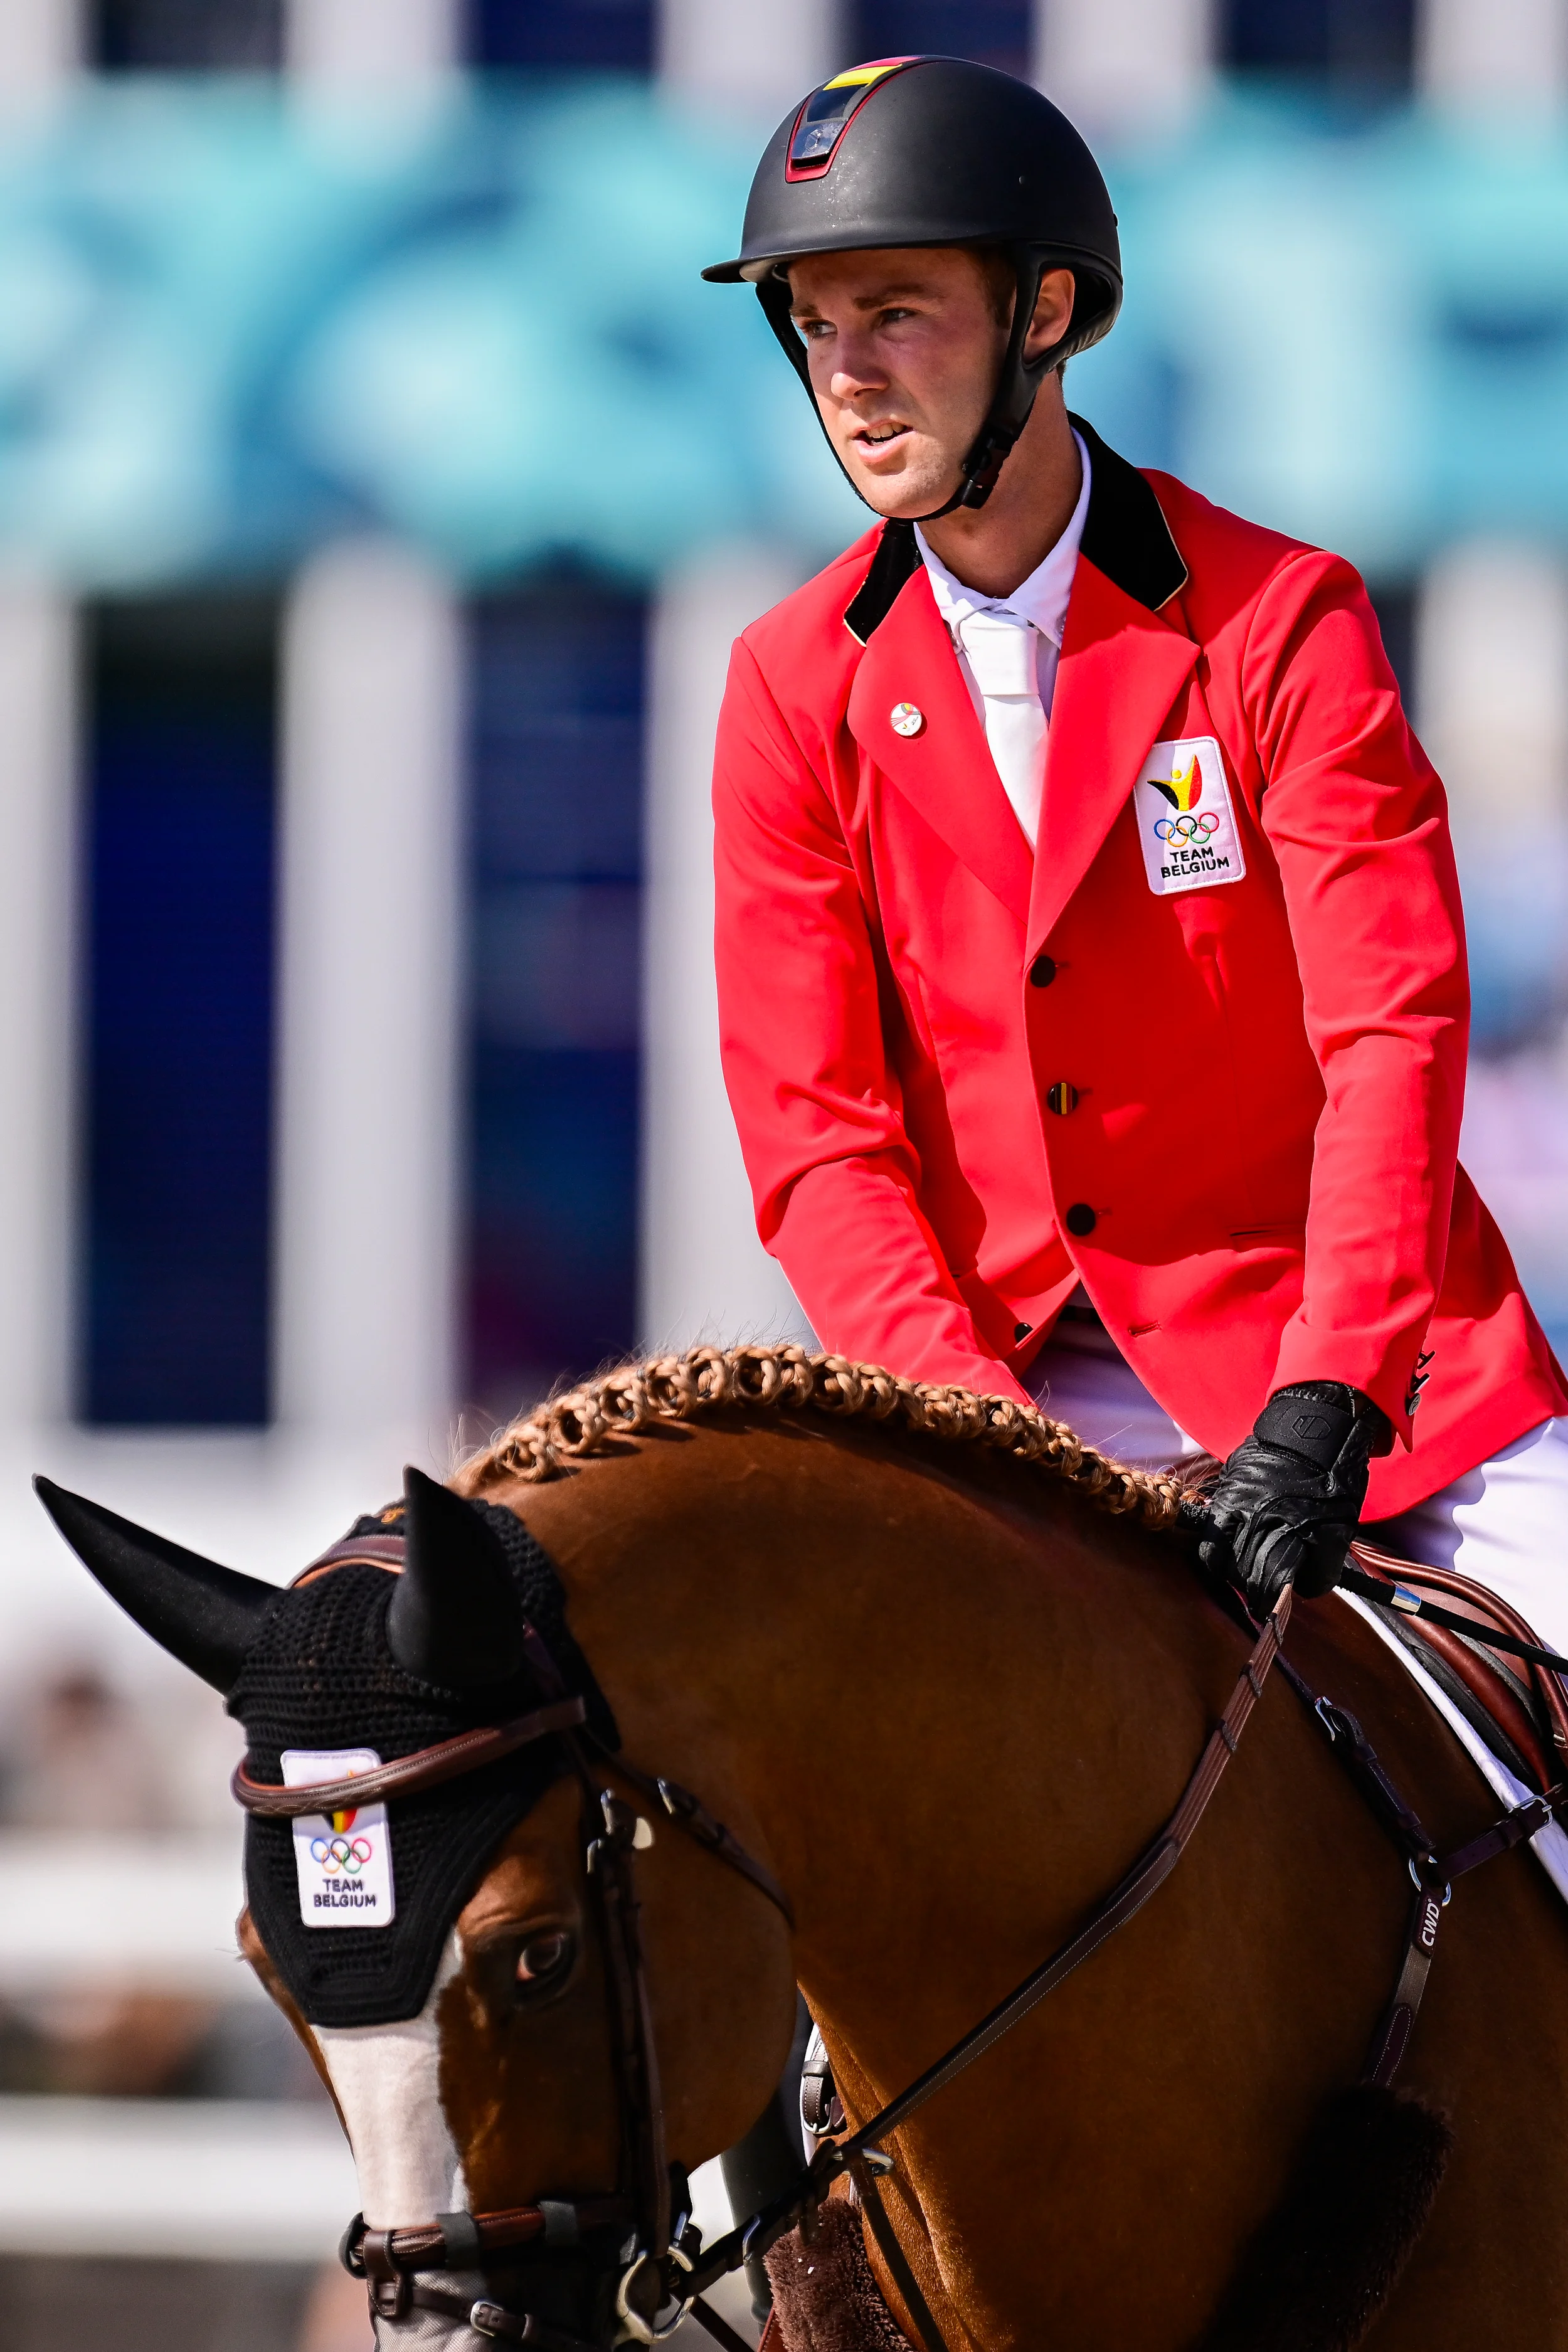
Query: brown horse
35 1347 1568 2351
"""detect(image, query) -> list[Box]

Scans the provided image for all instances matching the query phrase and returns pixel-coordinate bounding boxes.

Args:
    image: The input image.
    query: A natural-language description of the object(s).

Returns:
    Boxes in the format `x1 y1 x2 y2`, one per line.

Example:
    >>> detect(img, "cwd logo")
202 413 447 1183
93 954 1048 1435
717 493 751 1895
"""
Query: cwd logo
1132 736 1246 898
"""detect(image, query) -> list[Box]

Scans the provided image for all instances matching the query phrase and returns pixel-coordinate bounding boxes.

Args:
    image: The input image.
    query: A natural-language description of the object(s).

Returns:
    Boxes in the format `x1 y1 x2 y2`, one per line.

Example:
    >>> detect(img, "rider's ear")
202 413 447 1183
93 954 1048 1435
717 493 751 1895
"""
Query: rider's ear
32 1475 277 1694
386 1466 527 1689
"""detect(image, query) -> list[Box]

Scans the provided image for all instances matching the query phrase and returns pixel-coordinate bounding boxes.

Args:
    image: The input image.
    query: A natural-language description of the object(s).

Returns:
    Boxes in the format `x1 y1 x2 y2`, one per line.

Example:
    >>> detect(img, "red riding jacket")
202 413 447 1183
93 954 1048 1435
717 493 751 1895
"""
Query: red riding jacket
712 420 1567 1517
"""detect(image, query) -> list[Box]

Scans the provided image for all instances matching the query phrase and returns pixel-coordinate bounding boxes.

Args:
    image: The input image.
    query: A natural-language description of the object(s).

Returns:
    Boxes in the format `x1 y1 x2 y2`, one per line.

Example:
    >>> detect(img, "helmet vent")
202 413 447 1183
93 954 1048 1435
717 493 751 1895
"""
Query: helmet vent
785 57 919 181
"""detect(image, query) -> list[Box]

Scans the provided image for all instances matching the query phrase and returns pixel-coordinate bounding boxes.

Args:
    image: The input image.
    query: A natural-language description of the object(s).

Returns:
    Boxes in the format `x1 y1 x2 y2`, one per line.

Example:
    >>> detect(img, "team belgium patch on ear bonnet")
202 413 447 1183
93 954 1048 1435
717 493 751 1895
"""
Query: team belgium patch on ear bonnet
228 1498 615 2029
29 1470 613 2028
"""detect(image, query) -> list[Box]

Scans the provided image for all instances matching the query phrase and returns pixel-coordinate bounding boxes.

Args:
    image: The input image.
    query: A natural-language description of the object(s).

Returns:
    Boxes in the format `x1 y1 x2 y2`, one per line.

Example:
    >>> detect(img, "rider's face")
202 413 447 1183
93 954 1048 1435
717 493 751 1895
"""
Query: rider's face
787 247 1073 518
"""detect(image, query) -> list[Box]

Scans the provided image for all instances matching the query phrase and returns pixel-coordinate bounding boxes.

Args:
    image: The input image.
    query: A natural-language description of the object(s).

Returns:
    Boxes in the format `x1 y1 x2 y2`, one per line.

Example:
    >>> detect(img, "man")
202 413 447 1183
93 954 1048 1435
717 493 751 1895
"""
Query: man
704 56 1568 1636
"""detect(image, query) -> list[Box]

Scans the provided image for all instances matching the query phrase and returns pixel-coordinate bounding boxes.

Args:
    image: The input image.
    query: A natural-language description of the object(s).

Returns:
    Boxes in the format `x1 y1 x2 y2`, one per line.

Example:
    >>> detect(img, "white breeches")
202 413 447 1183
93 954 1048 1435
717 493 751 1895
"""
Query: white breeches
1370 1416 1568 1664
1025 1310 1205 1471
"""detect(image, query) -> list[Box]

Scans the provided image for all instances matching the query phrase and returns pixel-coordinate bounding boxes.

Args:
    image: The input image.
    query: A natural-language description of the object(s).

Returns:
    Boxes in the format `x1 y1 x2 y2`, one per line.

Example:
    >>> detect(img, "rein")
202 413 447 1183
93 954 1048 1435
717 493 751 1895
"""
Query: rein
782 1592 1292 2174
231 1538 1568 2352
675 1590 1295 2339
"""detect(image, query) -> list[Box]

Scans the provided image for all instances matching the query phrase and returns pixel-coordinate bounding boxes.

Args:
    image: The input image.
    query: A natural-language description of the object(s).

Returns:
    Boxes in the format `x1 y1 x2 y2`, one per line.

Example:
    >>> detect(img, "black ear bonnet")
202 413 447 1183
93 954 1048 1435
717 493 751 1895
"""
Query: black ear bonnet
228 1500 617 2030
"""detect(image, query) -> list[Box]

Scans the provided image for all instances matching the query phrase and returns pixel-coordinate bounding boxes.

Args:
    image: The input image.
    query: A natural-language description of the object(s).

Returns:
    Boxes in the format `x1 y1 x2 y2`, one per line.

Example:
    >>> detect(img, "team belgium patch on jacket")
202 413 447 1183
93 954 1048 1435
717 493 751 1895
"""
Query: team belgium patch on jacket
1132 736 1247 896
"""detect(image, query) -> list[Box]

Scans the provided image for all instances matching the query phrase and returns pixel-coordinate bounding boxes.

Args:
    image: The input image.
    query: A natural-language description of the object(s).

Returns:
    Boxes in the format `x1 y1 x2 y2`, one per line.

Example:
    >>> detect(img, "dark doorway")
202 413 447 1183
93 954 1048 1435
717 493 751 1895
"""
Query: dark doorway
92 0 283 68
465 577 646 1419
1367 580 1416 709
80 594 279 1426
1219 0 1415 93
468 0 654 70
847 1 1031 78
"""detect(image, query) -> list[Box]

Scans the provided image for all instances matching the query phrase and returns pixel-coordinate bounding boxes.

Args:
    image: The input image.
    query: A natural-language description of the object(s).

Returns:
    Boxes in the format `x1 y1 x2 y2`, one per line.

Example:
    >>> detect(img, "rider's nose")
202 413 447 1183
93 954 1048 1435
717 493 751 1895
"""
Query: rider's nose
830 363 878 402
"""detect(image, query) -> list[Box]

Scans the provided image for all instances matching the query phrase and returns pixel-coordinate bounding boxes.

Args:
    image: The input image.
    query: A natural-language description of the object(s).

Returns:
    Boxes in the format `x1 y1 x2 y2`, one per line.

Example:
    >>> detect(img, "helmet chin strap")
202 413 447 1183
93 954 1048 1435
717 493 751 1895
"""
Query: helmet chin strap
756 248 1064 526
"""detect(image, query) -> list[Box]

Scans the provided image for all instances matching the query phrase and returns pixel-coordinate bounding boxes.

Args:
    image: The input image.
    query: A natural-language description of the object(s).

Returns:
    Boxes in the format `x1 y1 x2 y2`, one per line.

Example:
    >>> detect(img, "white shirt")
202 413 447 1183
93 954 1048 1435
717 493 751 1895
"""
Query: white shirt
915 429 1091 848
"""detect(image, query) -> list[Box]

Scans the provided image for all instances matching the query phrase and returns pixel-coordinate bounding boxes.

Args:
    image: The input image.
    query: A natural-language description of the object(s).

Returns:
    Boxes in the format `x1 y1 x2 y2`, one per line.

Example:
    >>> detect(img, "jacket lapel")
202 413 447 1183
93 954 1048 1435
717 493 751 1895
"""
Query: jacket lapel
1026 554 1199 957
847 567 1032 924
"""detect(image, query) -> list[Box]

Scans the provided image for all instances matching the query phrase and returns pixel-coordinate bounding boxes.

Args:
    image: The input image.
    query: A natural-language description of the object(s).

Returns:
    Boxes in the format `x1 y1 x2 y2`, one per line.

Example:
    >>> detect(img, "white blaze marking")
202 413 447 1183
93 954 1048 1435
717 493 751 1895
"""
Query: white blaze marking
315 1931 470 2228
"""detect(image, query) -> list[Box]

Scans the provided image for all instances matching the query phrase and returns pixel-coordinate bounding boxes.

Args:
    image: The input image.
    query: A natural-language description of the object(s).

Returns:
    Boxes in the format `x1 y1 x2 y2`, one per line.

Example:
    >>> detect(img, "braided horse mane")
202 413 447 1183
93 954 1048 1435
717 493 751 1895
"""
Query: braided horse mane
458 1344 1187 1534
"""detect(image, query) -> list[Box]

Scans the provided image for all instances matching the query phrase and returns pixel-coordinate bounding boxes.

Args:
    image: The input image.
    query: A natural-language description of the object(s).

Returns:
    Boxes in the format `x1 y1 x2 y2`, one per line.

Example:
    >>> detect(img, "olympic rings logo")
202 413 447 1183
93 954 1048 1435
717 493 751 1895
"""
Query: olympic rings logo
310 1834 373 1873
1153 812 1221 844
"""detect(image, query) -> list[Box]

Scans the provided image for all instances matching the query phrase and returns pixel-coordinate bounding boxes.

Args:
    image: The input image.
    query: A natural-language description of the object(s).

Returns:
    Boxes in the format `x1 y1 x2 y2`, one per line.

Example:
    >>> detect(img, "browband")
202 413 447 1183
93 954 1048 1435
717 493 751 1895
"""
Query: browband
231 1698 589 1816
290 1534 410 1587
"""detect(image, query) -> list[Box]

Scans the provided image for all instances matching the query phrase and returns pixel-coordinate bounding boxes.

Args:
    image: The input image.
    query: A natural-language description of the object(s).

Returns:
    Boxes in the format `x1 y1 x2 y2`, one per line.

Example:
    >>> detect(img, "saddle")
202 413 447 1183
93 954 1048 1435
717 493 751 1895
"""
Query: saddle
1348 1540 1568 1797
1171 1449 1568 1796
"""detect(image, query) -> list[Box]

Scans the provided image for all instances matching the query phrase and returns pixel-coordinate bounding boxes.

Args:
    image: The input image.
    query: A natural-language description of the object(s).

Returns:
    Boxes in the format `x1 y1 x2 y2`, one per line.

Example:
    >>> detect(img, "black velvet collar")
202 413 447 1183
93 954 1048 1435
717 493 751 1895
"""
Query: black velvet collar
842 413 1187 645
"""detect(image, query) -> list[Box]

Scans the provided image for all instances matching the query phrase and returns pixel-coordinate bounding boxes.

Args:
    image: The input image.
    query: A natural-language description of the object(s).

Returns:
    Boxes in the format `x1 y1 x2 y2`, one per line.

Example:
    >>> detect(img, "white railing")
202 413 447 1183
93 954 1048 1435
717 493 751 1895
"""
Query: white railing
0 2097 356 2260
0 1831 250 1998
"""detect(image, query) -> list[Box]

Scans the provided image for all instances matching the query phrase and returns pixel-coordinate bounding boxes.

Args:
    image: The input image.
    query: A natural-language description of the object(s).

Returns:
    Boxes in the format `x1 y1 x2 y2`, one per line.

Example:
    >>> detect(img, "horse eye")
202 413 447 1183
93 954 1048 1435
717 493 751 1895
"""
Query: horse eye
515 1931 573 1991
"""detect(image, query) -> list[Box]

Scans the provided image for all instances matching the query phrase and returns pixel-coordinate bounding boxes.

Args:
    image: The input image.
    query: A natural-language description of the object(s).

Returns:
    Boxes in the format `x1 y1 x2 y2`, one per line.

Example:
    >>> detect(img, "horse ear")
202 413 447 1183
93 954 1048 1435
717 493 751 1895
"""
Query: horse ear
386 1467 526 1688
33 1475 278 1695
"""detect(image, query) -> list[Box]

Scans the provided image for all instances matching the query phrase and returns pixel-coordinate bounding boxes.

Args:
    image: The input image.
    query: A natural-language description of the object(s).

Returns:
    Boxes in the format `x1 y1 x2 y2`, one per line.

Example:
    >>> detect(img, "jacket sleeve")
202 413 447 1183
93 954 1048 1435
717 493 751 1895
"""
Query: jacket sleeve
1244 550 1469 1444
712 635 1031 1405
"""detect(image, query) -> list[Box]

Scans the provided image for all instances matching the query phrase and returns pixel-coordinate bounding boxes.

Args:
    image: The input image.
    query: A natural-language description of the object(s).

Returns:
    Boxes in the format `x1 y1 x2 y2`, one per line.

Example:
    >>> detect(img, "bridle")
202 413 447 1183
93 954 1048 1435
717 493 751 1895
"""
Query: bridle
234 1539 794 2352
233 1539 1568 2352
230 1531 1293 2351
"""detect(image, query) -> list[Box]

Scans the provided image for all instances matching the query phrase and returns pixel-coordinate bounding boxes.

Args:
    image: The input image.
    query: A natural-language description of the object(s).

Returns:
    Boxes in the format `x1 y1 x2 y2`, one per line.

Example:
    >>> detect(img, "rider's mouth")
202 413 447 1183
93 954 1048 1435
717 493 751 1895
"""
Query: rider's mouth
852 422 911 461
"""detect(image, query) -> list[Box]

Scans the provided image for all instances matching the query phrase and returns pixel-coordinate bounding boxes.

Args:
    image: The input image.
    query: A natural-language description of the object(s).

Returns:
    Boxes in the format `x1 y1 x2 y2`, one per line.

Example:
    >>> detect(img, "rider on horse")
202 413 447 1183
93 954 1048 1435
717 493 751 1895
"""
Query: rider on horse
704 55 1568 1645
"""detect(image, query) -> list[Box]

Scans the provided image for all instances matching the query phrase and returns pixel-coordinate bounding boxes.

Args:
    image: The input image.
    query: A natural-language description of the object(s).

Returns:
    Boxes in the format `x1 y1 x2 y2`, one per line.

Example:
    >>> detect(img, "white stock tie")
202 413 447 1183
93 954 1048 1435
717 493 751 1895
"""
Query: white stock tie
955 608 1047 848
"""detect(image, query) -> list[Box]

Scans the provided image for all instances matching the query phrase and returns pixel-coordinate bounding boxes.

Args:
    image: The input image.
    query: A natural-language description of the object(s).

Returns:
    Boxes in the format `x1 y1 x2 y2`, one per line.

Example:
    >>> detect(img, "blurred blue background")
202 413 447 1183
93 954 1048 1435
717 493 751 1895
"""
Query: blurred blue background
16 46 1565 1421
8 80 1568 590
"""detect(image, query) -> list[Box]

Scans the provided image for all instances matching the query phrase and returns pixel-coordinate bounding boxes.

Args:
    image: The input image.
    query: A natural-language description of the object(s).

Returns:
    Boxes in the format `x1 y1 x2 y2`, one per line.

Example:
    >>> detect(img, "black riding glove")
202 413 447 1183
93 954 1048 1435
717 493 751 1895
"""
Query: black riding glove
1195 1381 1393 1614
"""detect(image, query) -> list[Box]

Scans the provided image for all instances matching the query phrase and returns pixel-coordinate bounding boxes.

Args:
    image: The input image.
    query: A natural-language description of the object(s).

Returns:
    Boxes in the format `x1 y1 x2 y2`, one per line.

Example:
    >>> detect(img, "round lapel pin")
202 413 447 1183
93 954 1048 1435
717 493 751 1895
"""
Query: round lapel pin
889 702 924 738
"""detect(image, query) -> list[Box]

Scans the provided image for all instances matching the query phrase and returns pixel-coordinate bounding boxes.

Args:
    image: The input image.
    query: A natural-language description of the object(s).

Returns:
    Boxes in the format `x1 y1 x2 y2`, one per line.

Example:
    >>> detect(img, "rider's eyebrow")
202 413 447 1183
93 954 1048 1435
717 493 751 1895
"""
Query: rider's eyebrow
791 280 933 320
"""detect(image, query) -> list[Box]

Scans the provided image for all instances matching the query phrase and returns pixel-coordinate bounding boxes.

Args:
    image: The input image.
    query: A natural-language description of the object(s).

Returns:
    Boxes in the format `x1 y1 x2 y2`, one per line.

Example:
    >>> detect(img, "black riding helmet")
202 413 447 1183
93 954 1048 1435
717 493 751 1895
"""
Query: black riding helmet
702 56 1122 519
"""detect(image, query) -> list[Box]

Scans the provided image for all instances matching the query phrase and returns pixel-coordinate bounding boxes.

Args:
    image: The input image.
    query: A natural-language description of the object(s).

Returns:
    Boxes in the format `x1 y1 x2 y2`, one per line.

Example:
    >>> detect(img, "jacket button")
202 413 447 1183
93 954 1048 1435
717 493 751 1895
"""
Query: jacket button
1065 1203 1097 1237
1045 1081 1079 1116
889 702 924 737
1029 955 1056 988
1014 1320 1032 1342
